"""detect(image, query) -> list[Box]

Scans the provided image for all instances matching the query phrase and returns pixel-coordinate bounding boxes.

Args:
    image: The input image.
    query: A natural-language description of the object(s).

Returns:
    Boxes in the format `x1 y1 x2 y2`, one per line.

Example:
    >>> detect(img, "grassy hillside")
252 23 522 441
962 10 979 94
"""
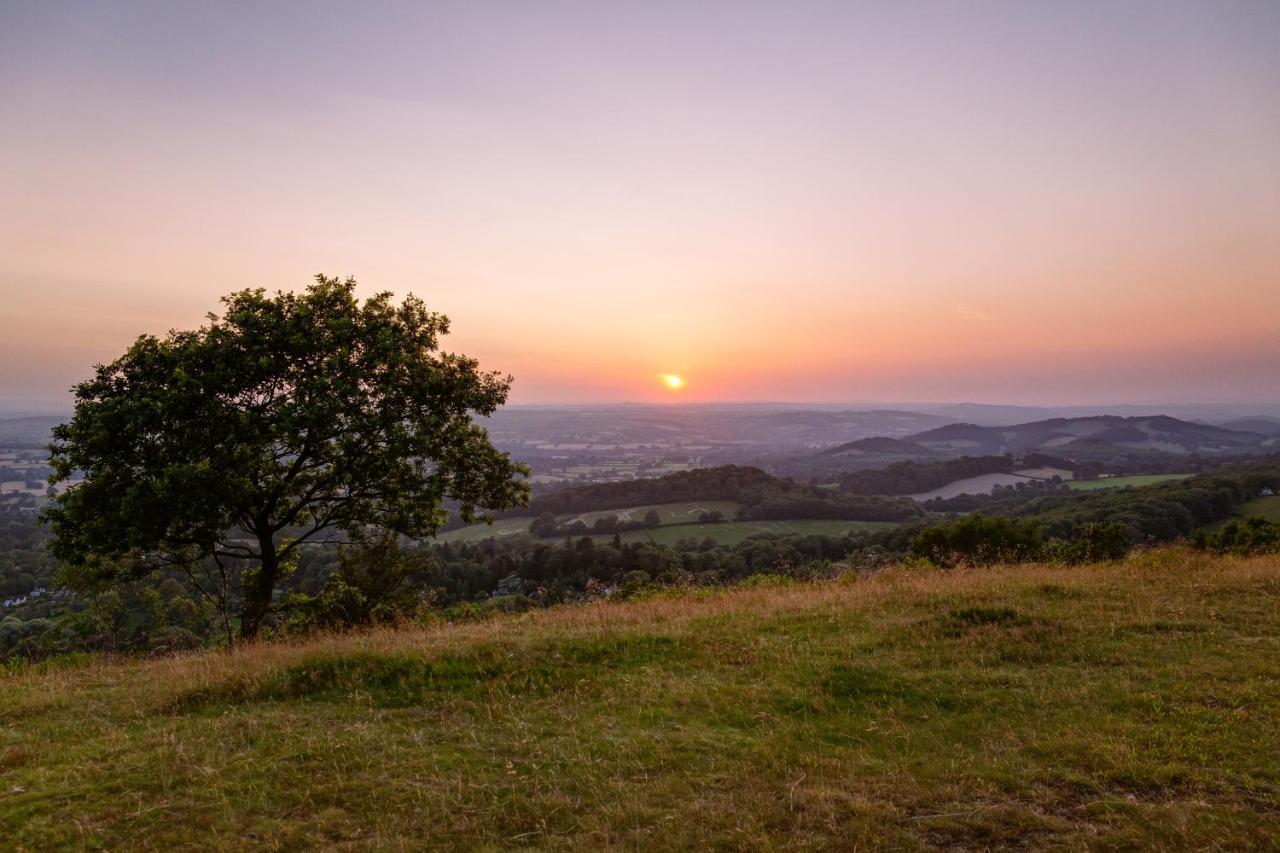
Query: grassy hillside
438 501 897 546
3 550 1279 849
1059 471 1187 491
437 501 743 543
566 500 741 526
435 515 536 542
1235 496 1280 523
614 518 898 546
1064 473 1192 491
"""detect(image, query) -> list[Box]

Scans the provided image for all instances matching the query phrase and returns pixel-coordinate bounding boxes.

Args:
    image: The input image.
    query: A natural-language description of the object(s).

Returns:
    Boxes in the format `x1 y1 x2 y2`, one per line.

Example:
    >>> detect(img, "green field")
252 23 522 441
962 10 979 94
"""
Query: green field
436 501 744 544
615 518 898 546
4 549 1278 848
1231 495 1280 523
1065 473 1191 491
438 504 895 546
434 516 535 543
530 462 695 486
566 500 741 527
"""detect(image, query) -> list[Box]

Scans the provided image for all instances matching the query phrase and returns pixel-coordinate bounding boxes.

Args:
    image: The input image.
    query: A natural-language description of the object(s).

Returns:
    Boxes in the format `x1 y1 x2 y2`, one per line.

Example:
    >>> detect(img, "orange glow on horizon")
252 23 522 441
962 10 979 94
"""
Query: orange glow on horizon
2 5 1279 408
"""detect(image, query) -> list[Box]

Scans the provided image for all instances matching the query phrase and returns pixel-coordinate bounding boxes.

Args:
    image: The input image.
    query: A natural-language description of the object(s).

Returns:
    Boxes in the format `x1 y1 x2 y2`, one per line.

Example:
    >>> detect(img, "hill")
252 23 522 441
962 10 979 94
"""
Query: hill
816 436 938 458
905 415 1266 458
3 549 1278 849
1220 416 1280 437
443 465 926 536
0 416 64 449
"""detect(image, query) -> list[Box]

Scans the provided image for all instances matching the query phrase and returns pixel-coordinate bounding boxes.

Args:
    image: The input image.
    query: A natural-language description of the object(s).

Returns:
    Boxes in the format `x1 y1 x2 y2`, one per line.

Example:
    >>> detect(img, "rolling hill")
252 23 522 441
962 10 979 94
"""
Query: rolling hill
0 415 64 448
1219 416 1280 437
904 415 1266 457
816 436 938 458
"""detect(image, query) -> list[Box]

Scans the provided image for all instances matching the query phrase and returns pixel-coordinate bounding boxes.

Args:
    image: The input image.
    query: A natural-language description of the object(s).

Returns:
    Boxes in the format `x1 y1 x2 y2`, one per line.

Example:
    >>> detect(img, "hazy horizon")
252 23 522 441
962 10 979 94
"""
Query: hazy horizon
4 1 1279 407
5 397 1280 422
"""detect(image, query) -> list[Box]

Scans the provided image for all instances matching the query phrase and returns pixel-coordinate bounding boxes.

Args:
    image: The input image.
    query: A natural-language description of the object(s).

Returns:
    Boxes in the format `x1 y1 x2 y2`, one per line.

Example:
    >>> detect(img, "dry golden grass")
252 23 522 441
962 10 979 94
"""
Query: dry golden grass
3 548 1279 849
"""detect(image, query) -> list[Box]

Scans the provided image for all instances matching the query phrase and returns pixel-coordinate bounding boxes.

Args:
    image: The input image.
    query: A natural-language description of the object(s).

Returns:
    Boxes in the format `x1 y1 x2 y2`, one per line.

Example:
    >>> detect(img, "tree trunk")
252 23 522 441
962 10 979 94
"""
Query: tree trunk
239 532 280 641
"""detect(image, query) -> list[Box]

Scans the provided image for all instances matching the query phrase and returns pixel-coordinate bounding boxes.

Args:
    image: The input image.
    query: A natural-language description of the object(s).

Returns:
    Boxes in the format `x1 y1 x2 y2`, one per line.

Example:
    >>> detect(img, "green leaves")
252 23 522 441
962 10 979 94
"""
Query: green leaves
44 275 529 638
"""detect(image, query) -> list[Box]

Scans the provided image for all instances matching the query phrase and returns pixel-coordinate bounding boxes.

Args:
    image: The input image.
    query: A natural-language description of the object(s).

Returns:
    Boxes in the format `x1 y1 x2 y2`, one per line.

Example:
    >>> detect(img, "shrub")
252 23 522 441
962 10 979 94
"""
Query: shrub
287 537 430 632
910 515 1044 568
1190 518 1280 556
1048 522 1132 564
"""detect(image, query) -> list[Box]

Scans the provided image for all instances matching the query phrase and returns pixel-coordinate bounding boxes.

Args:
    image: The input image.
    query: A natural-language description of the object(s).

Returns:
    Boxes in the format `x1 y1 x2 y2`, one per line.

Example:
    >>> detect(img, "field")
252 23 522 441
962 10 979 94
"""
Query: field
1065 473 1191 491
909 472 1036 501
434 516 535 543
565 500 740 526
614 518 898 546
529 462 695 486
1015 466 1075 480
3 549 1278 849
1229 496 1280 524
438 507 897 547
436 501 744 544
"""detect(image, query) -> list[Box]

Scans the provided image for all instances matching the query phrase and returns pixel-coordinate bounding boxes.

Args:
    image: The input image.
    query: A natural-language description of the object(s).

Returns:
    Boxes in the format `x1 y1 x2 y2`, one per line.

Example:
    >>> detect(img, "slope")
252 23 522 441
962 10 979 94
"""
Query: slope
3 550 1278 849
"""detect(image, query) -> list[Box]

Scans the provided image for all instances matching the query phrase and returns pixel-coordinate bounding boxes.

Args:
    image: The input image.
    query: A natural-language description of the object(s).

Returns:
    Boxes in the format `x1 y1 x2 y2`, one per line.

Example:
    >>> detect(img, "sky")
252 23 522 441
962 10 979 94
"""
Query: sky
2 1 1279 410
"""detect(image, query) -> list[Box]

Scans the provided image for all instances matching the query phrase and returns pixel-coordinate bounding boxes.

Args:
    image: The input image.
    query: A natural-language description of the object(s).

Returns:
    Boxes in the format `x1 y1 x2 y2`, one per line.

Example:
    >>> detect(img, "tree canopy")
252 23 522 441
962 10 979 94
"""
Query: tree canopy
44 276 528 639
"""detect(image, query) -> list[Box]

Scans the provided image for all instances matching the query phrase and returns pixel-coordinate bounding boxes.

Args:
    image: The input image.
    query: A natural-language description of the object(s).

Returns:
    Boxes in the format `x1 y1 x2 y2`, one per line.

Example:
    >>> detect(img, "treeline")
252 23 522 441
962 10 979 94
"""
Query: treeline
836 455 1016 495
919 478 1070 513
522 465 781 515
737 494 921 522
909 516 1131 568
497 465 926 525
6 459 1280 664
529 508 669 538
1191 518 1280 555
1011 463 1280 540
0 497 54 597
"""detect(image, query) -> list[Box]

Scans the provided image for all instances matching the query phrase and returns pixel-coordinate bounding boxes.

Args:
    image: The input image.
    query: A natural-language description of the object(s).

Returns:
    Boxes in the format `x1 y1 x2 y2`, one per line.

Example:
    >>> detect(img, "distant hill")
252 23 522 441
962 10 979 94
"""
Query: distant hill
773 413 1272 480
0 415 64 448
904 415 1266 458
1219 416 1280 437
484 464 925 524
816 436 938 458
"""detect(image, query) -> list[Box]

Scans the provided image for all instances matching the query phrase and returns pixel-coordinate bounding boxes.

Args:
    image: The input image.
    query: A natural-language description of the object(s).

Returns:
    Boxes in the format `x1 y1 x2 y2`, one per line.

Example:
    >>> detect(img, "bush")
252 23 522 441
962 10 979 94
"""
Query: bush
910 516 1044 568
1048 522 1132 564
619 570 653 595
288 537 430 632
1190 518 1280 556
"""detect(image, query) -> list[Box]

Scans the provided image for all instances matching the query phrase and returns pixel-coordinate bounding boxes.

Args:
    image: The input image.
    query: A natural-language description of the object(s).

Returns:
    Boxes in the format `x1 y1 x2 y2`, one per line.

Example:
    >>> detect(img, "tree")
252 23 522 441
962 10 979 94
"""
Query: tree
289 535 433 632
44 276 529 640
528 512 559 537
909 515 1044 568
1051 522 1131 564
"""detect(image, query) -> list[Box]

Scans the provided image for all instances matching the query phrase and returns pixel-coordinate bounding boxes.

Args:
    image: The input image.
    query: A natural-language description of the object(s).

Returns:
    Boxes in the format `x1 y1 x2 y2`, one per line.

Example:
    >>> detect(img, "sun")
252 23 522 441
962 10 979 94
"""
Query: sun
659 373 685 391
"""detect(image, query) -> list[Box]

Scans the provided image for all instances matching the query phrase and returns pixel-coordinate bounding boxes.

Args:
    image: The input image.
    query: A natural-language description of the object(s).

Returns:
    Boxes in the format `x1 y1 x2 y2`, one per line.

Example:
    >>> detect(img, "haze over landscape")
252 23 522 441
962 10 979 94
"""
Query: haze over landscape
4 1 1280 408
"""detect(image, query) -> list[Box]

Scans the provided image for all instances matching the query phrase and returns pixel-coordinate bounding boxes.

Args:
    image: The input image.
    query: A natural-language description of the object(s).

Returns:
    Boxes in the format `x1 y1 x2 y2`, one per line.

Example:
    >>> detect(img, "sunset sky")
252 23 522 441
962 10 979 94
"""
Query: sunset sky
2 1 1279 409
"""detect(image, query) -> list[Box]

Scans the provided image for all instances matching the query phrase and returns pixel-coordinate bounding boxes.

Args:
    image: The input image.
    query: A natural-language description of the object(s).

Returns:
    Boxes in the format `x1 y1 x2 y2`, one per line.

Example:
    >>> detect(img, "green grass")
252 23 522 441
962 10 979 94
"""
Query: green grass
441 504 895 547
434 516 535 543
566 500 741 527
4 549 1279 849
1234 496 1280 523
614 518 899 546
439 501 745 543
1065 473 1191 491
